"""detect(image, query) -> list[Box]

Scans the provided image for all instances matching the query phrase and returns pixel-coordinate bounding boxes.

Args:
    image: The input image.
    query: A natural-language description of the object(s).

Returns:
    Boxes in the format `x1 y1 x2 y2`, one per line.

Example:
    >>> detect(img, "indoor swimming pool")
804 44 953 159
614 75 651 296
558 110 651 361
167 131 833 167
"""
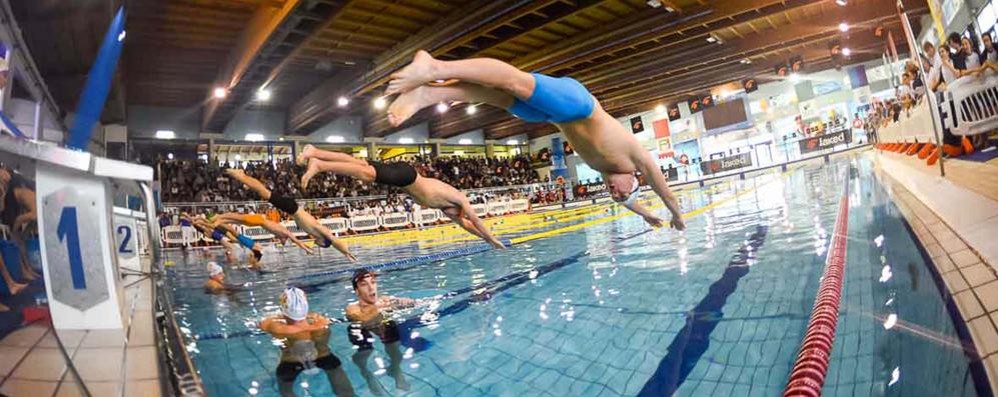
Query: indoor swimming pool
164 154 984 397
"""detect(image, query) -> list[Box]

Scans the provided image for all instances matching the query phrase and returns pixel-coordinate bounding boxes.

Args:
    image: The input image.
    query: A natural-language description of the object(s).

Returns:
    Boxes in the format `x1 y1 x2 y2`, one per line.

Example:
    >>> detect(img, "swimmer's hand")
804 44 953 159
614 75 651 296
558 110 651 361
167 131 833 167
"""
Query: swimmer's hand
670 216 686 231
642 215 665 228
343 251 357 262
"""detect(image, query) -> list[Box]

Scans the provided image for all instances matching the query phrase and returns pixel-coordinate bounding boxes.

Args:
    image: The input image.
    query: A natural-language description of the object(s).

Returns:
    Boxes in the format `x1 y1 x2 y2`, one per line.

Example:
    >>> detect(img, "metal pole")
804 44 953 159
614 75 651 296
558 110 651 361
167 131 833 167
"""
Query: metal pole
0 46 12 112
67 6 126 151
897 0 945 177
32 100 41 140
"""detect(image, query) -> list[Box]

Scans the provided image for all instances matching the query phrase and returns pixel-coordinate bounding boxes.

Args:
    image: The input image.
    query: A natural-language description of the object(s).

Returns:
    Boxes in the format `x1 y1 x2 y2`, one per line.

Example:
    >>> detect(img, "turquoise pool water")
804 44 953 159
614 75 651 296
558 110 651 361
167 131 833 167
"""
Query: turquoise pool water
164 154 986 396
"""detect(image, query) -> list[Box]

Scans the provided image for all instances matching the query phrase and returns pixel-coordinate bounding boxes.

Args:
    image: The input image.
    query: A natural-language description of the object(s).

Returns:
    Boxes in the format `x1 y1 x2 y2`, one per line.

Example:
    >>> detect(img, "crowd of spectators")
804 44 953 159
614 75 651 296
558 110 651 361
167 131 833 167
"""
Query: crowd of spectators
159 154 540 203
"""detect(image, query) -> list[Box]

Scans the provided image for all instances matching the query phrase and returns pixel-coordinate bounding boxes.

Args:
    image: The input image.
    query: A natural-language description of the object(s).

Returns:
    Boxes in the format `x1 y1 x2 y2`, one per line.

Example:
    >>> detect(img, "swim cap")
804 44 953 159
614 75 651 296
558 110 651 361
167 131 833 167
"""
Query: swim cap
279 287 309 321
351 269 377 289
207 262 224 277
613 177 640 206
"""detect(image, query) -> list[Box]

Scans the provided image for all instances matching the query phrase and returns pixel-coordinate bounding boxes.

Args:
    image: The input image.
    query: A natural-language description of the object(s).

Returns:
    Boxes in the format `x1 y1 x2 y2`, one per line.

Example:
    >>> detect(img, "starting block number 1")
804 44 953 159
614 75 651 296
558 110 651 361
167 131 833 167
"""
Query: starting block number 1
56 207 87 290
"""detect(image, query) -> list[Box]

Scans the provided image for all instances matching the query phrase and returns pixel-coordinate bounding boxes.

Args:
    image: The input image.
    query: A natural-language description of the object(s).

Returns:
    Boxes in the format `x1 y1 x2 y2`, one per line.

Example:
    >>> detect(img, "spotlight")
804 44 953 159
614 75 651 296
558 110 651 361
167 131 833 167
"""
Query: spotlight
506 139 519 145
835 0 847 5
706 35 717 43
842 47 852 56
466 104 477 115
337 96 349 107
740 58 752 64
213 87 227 99
839 22 849 32
326 135 345 143
399 138 414 144
256 89 272 102
155 130 175 140
459 138 473 145
436 102 449 113
167 153 174 160
373 97 387 109
245 133 264 142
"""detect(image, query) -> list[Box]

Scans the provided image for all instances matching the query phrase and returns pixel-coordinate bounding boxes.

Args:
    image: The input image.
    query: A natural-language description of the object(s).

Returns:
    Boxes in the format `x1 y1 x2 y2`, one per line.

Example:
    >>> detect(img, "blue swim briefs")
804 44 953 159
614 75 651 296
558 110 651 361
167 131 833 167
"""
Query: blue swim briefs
508 73 595 123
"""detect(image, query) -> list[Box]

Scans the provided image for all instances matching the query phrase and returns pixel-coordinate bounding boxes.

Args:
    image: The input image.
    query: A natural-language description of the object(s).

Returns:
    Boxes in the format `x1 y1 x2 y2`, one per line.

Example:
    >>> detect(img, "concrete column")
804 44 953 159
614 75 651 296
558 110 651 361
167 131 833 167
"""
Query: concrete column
207 138 215 164
33 100 42 140
485 140 496 157
367 141 377 159
292 139 301 161
0 48 14 112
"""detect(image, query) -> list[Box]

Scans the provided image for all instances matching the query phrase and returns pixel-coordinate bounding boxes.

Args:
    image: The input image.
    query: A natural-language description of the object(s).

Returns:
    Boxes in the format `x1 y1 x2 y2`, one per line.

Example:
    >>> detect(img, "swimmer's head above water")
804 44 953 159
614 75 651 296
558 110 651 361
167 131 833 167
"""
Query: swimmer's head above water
279 287 309 321
207 262 224 282
352 269 379 305
605 173 640 206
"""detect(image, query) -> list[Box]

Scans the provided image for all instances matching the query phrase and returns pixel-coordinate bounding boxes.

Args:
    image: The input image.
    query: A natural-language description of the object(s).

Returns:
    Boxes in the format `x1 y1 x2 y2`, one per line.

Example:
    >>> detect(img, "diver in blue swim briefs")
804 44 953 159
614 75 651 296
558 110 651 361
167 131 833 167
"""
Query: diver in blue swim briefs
386 51 685 230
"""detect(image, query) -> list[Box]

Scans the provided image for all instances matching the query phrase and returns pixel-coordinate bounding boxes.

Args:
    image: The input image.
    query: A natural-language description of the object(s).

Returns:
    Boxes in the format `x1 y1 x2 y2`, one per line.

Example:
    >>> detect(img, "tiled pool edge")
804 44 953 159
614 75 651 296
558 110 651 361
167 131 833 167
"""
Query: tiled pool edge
873 154 998 395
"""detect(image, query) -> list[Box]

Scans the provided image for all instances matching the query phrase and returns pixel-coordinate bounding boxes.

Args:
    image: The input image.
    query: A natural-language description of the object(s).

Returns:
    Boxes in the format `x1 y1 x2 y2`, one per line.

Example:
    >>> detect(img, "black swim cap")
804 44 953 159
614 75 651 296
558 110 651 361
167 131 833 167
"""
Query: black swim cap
351 269 376 289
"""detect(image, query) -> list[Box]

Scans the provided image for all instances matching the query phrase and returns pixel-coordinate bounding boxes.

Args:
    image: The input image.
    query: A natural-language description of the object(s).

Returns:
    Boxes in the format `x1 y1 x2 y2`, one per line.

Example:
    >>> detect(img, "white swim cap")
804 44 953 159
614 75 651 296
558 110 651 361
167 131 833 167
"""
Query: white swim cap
207 262 224 277
279 287 309 321
614 177 641 206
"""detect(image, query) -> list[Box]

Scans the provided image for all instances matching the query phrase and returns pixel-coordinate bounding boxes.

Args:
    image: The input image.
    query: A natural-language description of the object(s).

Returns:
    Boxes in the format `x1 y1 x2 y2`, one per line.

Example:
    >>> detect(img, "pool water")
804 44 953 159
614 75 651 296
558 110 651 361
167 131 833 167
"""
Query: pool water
165 154 984 396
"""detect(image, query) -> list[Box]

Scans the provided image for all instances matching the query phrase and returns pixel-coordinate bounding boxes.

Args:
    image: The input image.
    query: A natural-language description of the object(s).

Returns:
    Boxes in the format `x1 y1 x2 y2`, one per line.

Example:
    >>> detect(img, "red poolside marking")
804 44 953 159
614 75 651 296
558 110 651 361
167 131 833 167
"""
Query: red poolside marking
783 193 849 396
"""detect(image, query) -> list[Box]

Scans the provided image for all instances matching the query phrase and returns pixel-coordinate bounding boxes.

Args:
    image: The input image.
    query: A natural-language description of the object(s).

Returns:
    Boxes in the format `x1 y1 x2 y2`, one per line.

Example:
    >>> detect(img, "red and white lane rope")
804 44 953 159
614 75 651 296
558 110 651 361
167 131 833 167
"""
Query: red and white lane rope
784 192 850 397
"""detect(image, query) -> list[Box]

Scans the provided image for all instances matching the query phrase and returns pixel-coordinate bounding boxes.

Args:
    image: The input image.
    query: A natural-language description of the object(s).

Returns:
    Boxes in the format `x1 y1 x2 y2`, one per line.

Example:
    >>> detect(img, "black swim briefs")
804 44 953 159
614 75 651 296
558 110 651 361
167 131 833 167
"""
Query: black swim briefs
275 354 342 382
370 162 417 187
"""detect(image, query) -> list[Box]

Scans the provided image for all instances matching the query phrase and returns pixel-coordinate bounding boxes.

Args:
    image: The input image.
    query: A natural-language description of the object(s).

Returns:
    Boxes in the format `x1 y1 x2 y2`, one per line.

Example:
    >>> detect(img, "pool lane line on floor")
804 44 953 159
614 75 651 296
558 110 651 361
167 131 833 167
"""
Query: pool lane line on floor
637 225 770 397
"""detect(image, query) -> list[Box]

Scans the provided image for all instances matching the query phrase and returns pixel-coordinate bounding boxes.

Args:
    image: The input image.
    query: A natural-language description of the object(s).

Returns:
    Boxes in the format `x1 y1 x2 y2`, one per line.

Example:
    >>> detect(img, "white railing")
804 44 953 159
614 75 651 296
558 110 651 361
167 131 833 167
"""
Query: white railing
878 100 936 144
242 226 274 241
282 220 308 237
381 213 411 229
319 218 349 234
487 201 509 216
157 199 531 245
471 204 488 217
349 215 381 232
414 209 441 226
942 75 998 136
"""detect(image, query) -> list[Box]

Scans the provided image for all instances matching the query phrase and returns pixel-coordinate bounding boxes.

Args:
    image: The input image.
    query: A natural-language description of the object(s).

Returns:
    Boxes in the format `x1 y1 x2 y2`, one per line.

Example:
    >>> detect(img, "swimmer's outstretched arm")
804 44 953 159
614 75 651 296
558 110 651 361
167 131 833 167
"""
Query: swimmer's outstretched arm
302 212 356 261
633 152 685 231
456 202 505 249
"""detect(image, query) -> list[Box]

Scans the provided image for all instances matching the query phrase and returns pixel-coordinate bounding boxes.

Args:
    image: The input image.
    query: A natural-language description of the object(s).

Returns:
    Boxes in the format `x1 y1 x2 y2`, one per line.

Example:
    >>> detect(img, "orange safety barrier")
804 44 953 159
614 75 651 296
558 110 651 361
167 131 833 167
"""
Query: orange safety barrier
784 192 850 397
917 144 935 159
905 143 921 156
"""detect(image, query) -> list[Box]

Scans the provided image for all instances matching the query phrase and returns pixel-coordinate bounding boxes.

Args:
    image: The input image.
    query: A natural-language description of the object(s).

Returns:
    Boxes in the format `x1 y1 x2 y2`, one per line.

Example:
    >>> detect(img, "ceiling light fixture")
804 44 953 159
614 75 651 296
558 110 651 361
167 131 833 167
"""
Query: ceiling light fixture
245 133 264 142
213 87 227 99
337 96 349 107
835 0 847 5
842 47 852 56
256 89 272 102
373 97 387 109
506 139 519 145
466 104 478 115
436 102 449 113
655 104 666 113
326 135 345 143
839 22 849 32
459 138 473 145
399 137 414 144
155 130 176 139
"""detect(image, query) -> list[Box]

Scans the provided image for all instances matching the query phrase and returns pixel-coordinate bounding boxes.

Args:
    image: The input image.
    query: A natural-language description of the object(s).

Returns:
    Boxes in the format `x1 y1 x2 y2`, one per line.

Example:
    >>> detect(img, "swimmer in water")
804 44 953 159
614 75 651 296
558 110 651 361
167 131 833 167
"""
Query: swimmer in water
298 146 504 249
203 262 246 294
260 288 355 397
224 169 356 261
212 210 313 254
346 269 415 395
385 51 684 230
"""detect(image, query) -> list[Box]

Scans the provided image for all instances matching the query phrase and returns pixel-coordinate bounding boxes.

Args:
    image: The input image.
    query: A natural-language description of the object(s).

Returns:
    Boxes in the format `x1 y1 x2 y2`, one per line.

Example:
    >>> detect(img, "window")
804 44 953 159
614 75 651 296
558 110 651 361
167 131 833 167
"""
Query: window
978 2 996 36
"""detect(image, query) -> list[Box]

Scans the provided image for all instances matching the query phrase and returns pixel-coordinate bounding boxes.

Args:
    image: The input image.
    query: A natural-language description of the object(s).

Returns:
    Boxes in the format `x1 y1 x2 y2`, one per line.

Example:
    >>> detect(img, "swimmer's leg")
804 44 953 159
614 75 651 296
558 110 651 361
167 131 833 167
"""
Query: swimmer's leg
302 158 376 189
298 145 369 166
0 256 26 295
277 379 296 397
225 168 272 200
351 349 385 396
384 341 410 391
323 366 356 397
388 50 535 99
388 82 516 126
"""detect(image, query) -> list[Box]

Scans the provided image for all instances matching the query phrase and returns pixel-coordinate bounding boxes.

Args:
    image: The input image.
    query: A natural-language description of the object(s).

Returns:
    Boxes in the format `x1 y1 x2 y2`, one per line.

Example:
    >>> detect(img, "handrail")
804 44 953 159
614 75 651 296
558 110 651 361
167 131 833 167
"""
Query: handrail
153 277 206 396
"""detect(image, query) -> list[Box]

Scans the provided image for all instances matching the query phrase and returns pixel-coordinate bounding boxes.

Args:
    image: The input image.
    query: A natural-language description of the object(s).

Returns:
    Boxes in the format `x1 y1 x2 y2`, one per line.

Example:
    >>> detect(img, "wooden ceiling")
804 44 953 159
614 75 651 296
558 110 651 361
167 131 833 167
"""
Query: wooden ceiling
11 0 924 141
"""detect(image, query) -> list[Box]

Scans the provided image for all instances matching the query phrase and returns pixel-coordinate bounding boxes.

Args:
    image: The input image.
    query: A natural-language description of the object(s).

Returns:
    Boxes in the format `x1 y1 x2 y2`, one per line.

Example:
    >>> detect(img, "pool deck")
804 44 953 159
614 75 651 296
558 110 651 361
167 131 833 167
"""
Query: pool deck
874 150 998 393
0 269 161 396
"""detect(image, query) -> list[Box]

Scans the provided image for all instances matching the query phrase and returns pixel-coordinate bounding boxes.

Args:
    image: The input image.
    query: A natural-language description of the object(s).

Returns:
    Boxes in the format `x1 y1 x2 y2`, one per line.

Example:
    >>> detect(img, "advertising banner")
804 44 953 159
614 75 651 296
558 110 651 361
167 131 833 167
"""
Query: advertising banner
798 129 852 154
700 152 753 175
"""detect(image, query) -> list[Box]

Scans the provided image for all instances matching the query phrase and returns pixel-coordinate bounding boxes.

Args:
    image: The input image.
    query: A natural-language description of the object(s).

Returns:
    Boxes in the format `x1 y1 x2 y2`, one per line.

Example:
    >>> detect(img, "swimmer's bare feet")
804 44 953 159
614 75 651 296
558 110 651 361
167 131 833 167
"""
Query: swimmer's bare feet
395 374 410 391
301 158 321 189
386 50 437 95
387 85 436 127
297 144 317 166
9 282 26 295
